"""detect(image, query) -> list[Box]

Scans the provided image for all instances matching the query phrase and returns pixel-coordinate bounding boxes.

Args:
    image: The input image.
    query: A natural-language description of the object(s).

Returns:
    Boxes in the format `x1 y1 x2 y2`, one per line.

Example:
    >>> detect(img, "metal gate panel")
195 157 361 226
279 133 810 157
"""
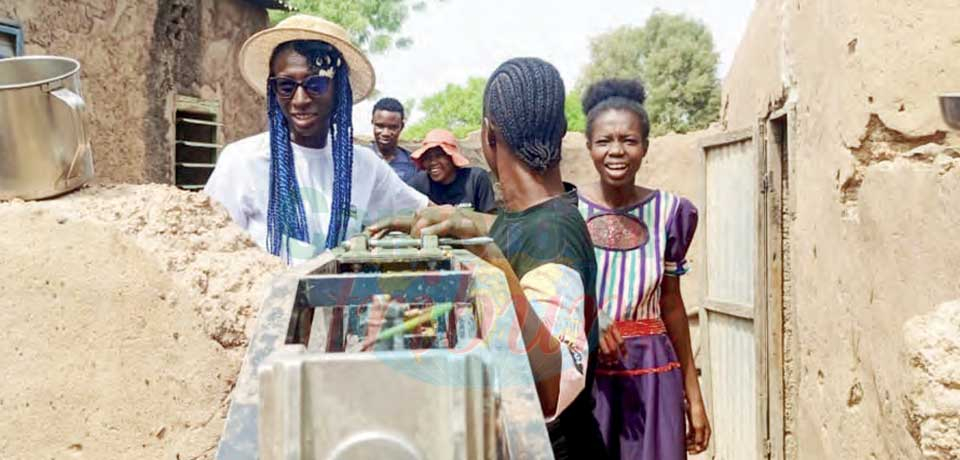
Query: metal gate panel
700 130 763 459
705 138 758 307
707 312 758 459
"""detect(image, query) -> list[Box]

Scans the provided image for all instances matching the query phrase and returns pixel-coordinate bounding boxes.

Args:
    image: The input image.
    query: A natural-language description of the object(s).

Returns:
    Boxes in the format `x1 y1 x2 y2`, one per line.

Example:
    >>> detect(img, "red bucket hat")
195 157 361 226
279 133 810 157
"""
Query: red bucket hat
410 129 470 169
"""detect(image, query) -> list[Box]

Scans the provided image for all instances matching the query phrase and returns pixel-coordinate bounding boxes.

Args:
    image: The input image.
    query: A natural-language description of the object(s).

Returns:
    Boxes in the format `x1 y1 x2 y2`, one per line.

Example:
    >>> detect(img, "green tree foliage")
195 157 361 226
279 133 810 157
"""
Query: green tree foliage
565 88 586 133
269 0 433 53
576 10 721 135
576 27 646 92
403 77 486 140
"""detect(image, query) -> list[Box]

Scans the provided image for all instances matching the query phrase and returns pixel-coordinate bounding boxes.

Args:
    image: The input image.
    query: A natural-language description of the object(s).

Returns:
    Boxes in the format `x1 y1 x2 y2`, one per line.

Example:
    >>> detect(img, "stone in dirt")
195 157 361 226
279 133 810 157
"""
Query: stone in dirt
904 300 960 460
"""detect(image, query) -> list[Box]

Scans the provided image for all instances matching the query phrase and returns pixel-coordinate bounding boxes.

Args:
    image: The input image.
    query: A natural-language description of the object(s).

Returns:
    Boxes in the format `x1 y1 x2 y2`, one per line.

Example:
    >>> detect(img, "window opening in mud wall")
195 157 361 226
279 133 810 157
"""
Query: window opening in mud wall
0 19 24 58
174 96 222 190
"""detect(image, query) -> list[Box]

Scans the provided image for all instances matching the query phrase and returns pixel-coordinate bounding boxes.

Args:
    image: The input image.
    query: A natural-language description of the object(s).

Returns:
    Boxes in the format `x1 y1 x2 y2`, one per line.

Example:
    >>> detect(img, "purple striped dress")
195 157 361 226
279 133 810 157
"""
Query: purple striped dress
577 190 698 460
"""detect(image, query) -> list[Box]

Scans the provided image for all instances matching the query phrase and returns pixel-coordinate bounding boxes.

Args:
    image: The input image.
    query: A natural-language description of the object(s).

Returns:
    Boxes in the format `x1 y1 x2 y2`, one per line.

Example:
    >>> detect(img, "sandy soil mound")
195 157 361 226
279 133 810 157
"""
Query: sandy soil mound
0 184 283 459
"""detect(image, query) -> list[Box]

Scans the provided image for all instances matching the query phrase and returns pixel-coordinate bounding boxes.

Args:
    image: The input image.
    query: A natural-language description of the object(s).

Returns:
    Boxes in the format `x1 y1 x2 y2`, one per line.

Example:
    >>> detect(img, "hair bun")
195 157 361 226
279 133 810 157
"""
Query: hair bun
581 79 647 114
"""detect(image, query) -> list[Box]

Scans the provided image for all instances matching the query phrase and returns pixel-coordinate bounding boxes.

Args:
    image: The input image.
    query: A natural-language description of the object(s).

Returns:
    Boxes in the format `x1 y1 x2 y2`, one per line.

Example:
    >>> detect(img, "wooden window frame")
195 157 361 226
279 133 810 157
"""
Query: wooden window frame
762 104 795 460
173 95 223 190
0 19 24 58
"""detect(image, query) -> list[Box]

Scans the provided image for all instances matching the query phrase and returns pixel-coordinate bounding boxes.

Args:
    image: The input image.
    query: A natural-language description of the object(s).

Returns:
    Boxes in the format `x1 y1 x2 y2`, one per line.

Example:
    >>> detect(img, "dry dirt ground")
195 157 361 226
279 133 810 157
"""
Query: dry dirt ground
0 184 283 460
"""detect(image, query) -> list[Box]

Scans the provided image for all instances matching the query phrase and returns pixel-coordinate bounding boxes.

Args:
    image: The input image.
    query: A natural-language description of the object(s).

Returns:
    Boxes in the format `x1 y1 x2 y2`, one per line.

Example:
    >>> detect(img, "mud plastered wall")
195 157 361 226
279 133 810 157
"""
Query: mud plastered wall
196 0 268 146
721 0 960 458
0 0 158 182
0 0 268 183
149 0 268 183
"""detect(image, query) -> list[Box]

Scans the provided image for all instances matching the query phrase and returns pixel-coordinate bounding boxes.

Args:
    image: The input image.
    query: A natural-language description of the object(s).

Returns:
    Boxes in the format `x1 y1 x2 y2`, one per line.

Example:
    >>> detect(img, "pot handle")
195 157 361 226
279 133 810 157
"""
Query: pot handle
51 88 89 181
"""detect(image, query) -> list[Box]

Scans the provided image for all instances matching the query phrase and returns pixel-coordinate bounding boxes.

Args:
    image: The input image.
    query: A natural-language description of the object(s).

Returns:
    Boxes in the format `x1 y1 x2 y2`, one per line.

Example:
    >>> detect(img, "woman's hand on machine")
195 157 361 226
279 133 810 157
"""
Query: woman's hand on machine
366 205 493 245
415 206 485 240
364 213 417 239
365 205 462 238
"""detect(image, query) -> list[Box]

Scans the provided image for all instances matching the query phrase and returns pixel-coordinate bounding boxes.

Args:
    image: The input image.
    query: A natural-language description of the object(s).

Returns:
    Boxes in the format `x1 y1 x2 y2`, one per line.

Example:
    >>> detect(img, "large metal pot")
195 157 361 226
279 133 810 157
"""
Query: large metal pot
0 56 94 200
940 93 960 130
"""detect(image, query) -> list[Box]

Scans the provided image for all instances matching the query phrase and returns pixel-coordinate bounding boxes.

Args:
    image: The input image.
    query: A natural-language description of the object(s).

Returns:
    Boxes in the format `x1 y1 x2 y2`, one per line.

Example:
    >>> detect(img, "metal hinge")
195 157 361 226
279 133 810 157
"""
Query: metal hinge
762 171 773 194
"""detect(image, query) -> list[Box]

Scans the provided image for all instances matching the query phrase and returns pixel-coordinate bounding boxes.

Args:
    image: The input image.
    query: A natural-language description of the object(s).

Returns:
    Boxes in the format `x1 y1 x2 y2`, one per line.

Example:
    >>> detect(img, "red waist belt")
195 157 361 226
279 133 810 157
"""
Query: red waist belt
597 319 679 377
615 319 667 337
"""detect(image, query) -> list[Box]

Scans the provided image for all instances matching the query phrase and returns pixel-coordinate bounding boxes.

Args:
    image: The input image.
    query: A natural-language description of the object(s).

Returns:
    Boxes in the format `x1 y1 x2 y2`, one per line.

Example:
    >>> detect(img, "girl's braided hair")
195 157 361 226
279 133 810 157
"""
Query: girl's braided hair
266 40 354 261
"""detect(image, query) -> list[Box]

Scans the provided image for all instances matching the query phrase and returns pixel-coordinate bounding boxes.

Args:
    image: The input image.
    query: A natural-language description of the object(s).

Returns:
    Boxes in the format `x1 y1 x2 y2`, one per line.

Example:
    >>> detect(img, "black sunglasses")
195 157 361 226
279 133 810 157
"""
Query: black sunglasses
269 76 332 99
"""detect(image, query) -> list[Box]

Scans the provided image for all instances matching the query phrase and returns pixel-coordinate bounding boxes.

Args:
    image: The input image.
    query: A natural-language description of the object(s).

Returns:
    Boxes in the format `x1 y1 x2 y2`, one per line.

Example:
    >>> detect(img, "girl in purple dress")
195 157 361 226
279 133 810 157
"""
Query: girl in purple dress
576 79 711 459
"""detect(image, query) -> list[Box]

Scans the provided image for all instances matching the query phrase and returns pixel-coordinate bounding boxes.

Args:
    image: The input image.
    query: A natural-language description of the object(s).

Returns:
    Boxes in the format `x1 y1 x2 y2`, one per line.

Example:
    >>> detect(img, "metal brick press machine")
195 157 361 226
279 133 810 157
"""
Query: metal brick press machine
216 232 554 460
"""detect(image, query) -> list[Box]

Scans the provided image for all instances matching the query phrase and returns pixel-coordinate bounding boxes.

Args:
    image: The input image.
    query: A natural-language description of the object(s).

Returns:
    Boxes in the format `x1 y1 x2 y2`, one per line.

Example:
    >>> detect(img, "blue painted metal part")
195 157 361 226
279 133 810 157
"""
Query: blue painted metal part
297 271 471 306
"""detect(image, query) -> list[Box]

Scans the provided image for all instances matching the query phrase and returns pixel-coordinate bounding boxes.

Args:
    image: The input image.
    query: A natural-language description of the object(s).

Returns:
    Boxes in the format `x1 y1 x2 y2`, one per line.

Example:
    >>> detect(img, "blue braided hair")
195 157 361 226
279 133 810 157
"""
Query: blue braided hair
266 40 355 261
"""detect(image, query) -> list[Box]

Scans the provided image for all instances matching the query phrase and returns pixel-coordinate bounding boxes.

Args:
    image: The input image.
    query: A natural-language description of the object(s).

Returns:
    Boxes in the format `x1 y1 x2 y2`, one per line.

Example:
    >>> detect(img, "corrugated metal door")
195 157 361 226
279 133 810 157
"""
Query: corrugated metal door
699 130 765 459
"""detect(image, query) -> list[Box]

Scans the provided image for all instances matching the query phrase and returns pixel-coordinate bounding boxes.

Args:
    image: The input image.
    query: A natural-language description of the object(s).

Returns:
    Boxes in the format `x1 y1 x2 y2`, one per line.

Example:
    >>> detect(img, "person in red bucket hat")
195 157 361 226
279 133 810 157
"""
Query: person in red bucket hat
408 128 497 212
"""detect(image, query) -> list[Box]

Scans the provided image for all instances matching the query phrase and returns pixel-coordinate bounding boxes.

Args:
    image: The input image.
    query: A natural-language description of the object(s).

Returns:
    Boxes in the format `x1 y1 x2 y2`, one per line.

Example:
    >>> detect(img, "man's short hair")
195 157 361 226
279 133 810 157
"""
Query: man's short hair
373 97 405 121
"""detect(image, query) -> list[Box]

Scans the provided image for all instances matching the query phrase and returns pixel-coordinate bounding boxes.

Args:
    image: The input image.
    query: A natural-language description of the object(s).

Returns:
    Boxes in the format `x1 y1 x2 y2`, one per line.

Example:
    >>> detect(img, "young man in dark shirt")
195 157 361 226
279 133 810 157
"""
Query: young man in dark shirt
370 57 607 459
371 97 418 183
408 128 497 213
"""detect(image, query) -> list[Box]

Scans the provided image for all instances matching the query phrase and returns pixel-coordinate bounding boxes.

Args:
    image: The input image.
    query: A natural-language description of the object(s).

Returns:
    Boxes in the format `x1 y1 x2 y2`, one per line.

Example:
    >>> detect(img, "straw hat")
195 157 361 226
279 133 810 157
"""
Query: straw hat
411 129 470 169
239 14 375 103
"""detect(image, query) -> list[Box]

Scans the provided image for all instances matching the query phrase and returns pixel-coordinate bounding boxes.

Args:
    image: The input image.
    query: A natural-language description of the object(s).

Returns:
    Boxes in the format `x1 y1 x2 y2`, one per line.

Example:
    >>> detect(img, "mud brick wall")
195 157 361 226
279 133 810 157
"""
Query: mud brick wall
0 0 269 183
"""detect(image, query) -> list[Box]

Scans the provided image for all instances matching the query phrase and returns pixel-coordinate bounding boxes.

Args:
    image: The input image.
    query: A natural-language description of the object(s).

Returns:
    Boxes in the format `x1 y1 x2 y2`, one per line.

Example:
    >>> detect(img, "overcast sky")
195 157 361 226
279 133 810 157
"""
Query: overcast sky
351 0 757 135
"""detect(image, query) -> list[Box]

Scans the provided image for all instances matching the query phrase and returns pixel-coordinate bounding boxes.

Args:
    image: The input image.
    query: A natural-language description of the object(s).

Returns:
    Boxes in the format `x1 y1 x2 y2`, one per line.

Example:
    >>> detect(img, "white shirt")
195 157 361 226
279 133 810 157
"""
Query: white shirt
204 132 429 265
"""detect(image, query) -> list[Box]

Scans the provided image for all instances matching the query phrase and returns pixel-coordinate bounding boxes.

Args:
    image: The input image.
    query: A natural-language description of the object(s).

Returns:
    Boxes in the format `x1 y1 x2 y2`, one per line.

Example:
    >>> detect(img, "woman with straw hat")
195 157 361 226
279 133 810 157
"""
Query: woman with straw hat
204 15 429 265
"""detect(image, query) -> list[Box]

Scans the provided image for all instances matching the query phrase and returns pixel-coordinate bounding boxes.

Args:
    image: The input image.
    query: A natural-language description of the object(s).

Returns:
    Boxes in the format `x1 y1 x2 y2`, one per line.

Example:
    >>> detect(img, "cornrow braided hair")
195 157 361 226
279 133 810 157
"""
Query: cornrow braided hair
483 57 567 173
266 40 354 262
